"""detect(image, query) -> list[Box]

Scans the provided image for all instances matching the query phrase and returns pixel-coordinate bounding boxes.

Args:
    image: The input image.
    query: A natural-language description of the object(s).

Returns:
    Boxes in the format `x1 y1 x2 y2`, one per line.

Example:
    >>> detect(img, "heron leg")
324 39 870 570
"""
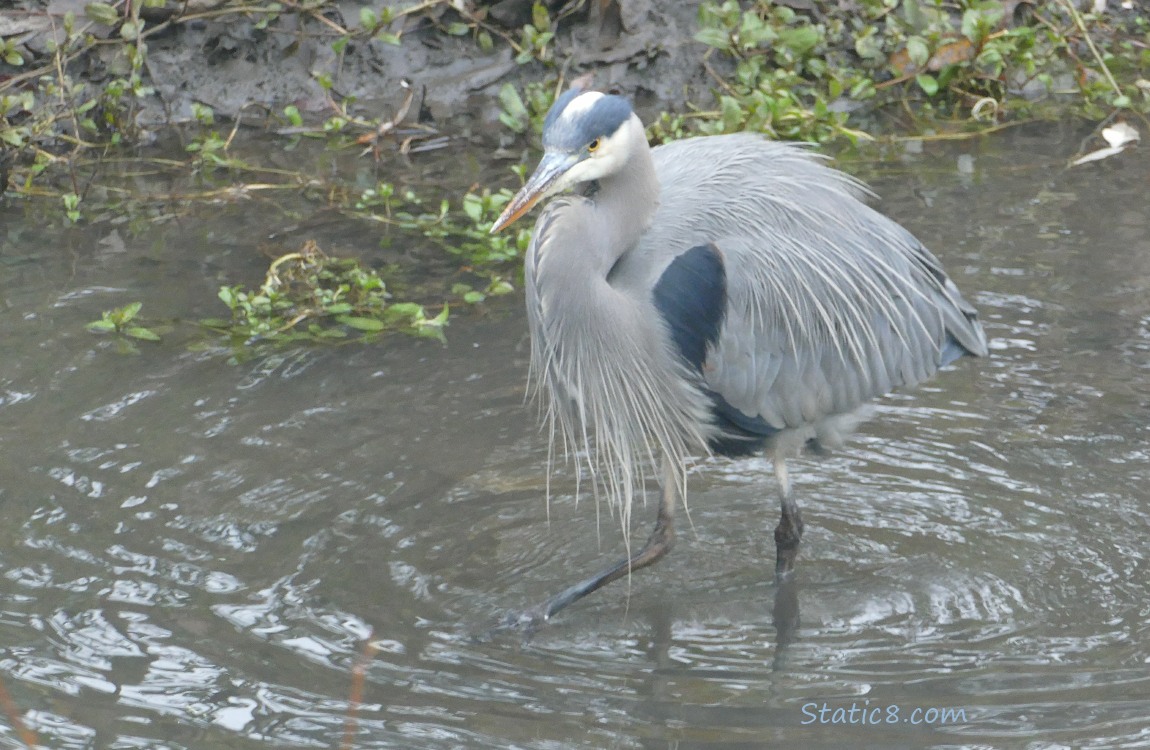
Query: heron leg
502 460 678 633
773 456 804 579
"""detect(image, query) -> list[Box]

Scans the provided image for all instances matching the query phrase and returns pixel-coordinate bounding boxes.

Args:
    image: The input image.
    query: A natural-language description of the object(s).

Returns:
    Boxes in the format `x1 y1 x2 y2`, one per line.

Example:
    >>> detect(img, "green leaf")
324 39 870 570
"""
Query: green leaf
777 25 820 56
854 28 883 61
462 194 483 223
118 301 143 323
961 7 1001 44
498 83 528 133
916 73 939 97
86 319 117 333
693 27 730 50
387 302 424 318
960 9 980 42
0 127 27 147
719 96 744 131
416 326 446 343
849 78 875 100
531 2 550 31
85 2 120 25
906 36 930 68
359 7 377 29
336 315 386 332
488 280 514 296
376 31 401 46
126 327 161 341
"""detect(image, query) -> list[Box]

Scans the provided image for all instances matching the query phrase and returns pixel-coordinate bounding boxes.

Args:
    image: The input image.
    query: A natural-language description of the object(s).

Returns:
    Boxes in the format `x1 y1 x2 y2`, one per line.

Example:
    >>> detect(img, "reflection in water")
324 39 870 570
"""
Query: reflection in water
1 124 1149 747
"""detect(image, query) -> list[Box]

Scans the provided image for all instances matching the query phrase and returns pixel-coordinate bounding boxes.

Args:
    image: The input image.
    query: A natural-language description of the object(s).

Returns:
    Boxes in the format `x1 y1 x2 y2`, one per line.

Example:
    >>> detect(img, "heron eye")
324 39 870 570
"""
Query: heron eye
587 138 601 153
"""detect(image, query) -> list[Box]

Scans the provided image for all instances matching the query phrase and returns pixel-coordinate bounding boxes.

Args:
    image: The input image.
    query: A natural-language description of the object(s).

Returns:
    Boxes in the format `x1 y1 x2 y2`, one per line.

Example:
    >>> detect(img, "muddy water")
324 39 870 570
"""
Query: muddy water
1 123 1148 749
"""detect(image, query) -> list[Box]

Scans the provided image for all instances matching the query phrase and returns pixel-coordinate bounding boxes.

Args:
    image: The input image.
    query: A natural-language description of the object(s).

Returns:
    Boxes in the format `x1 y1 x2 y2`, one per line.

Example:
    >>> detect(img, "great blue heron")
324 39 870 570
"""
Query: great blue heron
490 81 987 628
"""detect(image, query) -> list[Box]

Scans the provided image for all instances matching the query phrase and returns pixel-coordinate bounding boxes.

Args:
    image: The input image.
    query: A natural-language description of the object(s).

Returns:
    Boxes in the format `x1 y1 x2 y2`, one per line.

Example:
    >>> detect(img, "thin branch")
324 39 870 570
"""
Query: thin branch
1060 0 1122 97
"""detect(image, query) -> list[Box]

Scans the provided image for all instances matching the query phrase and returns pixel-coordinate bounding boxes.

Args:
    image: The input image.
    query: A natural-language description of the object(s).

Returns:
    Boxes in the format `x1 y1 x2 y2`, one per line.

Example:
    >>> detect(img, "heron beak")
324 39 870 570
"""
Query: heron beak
490 152 577 233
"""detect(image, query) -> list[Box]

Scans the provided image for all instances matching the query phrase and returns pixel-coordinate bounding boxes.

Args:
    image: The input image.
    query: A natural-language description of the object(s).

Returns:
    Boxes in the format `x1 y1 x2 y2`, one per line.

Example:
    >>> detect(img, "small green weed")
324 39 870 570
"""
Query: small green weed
498 81 559 135
513 2 557 65
682 0 1149 143
86 301 163 354
204 240 448 351
691 1 873 143
353 178 528 297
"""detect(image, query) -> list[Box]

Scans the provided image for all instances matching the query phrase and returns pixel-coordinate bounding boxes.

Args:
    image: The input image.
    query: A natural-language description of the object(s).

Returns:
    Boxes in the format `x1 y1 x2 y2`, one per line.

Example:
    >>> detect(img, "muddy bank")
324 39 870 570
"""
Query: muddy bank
3 0 714 139
4 1 1148 153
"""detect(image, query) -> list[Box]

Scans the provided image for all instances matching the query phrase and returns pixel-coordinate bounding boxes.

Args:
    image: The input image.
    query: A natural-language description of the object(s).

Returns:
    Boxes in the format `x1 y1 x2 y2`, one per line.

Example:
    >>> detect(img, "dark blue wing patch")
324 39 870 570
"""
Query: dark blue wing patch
707 395 780 456
653 243 779 457
652 244 727 373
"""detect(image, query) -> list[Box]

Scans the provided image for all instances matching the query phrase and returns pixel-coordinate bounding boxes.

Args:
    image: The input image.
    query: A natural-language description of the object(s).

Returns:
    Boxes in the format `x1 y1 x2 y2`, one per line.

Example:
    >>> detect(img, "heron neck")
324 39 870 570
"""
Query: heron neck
593 130 659 269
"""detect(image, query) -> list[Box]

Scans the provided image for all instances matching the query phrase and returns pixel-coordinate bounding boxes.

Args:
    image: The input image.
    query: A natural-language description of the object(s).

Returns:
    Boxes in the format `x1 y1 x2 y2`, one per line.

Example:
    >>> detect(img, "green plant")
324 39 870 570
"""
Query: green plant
204 240 448 352
86 301 162 353
1 38 25 67
62 192 81 223
354 177 530 268
693 1 870 143
497 81 558 135
687 0 1150 141
514 2 556 64
86 1 157 143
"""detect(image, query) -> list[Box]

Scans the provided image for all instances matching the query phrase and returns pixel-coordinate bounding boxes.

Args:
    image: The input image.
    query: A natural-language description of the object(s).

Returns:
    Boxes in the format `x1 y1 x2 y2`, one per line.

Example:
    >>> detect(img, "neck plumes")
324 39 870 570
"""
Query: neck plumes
524 126 713 541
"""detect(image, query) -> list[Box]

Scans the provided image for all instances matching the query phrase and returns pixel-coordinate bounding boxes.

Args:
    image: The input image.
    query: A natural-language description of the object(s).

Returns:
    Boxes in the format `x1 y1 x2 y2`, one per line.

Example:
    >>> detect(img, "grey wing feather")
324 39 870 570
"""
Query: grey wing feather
620 134 987 437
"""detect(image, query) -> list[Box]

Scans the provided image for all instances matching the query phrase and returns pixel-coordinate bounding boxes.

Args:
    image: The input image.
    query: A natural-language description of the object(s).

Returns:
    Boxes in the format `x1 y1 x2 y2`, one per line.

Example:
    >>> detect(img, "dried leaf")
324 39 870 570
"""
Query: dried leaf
1071 145 1125 166
889 37 974 75
1101 122 1139 149
1070 123 1140 166
928 39 975 71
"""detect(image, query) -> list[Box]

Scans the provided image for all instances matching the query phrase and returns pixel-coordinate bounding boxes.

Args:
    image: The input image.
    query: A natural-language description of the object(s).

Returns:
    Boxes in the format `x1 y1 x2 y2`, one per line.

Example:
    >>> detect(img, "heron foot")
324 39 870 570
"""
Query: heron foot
482 499 677 641
472 602 553 644
489 604 551 641
773 506 804 580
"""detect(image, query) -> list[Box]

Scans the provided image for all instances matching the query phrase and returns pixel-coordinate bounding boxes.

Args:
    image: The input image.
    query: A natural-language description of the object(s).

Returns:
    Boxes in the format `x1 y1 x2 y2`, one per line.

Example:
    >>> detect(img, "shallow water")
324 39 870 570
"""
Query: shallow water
1 123 1148 749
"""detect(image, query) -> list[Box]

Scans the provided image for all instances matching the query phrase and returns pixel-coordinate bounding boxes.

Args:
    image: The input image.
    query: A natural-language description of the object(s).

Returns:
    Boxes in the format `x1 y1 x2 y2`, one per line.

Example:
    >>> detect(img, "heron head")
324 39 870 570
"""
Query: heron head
491 85 641 232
